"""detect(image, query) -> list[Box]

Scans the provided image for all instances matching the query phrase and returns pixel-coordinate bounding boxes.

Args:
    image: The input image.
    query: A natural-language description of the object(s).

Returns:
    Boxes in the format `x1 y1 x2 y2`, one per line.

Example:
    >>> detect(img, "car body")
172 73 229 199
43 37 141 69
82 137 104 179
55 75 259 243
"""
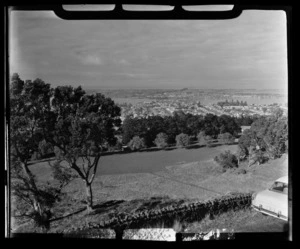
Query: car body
251 176 288 221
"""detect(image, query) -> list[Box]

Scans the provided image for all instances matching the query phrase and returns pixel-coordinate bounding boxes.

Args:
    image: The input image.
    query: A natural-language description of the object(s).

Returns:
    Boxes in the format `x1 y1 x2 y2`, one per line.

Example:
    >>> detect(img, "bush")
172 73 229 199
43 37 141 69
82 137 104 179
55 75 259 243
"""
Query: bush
236 168 247 175
197 132 215 147
54 146 64 159
218 132 235 145
38 140 54 157
108 140 123 152
214 150 238 170
176 133 190 148
128 136 146 151
154 133 169 148
197 131 206 145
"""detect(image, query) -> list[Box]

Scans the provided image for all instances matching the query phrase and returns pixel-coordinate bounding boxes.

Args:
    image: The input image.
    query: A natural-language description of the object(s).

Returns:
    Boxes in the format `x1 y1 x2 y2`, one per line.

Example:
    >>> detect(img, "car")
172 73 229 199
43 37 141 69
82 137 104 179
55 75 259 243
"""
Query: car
251 176 288 221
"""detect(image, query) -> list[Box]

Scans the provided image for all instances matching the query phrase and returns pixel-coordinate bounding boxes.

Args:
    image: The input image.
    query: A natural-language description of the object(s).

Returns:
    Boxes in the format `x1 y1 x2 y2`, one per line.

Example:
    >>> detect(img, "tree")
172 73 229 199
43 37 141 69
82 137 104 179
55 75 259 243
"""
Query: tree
9 75 71 230
203 114 219 138
205 135 214 147
214 150 238 171
176 133 190 147
236 145 248 166
43 87 122 212
121 117 139 145
238 115 288 165
218 132 235 145
128 136 146 151
197 131 207 146
154 132 169 148
218 115 241 137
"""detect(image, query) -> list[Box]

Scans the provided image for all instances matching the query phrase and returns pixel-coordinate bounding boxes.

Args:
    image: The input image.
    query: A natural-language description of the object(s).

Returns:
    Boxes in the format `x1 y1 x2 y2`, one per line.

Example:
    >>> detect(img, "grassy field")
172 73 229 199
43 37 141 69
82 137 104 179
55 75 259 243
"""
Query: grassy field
28 143 288 202
13 143 288 233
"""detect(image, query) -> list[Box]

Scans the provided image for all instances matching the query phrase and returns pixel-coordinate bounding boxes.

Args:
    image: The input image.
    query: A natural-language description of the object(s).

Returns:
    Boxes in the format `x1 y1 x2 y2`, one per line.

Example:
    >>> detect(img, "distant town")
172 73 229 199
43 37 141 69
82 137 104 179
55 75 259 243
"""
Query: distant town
96 88 288 121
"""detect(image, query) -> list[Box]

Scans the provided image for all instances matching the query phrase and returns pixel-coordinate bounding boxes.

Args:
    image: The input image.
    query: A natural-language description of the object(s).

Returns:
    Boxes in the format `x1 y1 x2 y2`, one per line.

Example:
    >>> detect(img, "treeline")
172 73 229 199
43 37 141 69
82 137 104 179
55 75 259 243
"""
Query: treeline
121 111 242 148
217 99 248 107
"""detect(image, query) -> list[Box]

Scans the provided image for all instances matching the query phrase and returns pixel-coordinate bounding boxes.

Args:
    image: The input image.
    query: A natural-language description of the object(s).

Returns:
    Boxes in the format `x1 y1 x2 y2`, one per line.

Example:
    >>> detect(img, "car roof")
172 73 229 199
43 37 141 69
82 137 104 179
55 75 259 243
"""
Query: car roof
275 176 288 184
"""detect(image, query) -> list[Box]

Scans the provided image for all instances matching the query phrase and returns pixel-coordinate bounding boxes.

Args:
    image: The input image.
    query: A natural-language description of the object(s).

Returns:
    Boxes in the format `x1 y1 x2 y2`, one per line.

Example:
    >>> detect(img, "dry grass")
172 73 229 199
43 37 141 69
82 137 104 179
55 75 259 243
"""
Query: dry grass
183 208 288 233
11 144 288 233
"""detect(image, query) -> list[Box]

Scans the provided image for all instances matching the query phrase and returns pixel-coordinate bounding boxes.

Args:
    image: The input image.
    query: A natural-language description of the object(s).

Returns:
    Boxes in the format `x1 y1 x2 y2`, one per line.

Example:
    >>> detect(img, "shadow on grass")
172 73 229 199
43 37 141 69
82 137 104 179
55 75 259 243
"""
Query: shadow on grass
49 207 87 223
90 200 126 215
185 144 205 150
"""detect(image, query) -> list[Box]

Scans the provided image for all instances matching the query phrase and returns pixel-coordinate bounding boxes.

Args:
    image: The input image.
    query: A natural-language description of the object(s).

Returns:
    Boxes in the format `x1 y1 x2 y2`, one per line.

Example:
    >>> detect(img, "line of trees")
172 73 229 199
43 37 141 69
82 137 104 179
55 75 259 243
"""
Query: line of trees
121 111 242 149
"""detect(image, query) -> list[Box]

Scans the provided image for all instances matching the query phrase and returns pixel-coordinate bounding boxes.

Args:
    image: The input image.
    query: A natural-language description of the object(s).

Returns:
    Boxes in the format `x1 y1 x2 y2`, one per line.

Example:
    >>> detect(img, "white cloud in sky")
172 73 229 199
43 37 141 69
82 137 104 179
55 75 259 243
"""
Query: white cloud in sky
81 55 103 65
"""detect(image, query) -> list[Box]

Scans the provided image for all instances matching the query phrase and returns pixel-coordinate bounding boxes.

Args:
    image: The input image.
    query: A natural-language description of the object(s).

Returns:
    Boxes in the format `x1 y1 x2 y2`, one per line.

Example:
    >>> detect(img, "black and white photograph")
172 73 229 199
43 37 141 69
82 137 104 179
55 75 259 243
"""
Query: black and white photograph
5 4 291 240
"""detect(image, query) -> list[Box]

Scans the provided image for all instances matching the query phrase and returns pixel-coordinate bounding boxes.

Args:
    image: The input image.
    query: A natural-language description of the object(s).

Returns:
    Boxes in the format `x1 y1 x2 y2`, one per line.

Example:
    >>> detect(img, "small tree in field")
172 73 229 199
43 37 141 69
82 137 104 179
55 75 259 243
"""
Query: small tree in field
218 132 235 145
176 133 190 148
154 132 169 148
197 131 206 146
128 136 146 151
205 135 214 147
214 150 238 171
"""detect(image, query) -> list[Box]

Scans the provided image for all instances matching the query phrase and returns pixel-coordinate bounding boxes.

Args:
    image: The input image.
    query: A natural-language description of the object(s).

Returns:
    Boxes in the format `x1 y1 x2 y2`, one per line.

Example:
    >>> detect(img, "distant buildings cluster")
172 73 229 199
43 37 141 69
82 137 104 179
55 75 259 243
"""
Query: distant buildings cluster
119 100 287 121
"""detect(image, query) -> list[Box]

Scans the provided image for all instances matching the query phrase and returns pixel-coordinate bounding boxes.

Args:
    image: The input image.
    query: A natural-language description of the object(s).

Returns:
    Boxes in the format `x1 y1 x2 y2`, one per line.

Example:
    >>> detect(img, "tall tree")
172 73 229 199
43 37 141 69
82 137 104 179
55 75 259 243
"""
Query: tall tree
44 87 121 212
9 75 68 230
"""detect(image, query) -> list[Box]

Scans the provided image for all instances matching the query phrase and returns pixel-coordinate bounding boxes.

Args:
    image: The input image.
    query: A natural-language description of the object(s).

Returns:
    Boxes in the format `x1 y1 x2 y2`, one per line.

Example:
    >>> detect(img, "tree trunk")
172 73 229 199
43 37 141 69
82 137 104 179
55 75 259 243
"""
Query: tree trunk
85 182 93 213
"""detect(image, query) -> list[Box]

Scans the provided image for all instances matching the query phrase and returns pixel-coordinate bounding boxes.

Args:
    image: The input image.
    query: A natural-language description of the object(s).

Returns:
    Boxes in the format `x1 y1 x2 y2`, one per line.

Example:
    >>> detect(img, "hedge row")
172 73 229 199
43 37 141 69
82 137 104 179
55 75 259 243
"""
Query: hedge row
71 192 252 234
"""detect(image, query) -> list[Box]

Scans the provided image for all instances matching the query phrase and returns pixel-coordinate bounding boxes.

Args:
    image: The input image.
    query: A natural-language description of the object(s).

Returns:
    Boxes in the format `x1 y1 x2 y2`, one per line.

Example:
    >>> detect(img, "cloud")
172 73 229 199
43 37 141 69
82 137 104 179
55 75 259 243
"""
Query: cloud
81 55 103 65
118 58 131 65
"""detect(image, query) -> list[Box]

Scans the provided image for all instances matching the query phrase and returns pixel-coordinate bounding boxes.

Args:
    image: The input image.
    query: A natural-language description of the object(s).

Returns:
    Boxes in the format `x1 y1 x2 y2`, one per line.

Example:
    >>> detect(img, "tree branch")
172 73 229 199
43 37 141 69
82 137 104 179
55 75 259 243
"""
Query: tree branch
87 154 100 185
70 162 86 180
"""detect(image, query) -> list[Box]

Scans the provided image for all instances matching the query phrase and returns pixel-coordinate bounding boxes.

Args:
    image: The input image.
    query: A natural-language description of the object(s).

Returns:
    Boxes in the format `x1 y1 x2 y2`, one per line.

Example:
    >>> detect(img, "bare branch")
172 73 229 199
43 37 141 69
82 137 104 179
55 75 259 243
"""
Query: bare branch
87 154 101 185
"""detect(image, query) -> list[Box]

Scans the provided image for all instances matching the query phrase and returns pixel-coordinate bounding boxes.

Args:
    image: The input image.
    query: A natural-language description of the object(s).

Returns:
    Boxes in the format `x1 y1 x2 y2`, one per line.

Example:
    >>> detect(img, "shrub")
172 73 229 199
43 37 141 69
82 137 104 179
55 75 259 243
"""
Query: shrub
154 133 169 148
214 150 238 170
108 140 123 152
128 136 146 151
236 168 247 175
249 150 269 166
54 146 64 159
197 131 206 145
38 140 54 157
176 133 190 148
205 135 214 147
218 132 235 145
197 131 214 147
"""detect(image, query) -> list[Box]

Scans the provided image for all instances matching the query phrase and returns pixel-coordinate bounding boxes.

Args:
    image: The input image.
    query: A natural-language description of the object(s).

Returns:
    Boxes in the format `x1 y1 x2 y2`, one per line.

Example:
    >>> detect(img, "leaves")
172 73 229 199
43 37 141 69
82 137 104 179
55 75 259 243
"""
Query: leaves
154 133 169 148
128 136 146 151
214 150 238 170
175 133 190 147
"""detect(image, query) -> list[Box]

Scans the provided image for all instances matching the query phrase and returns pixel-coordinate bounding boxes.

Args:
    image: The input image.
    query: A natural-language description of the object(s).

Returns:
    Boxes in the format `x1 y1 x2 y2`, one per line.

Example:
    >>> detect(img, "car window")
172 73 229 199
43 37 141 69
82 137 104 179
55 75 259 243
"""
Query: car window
269 181 288 194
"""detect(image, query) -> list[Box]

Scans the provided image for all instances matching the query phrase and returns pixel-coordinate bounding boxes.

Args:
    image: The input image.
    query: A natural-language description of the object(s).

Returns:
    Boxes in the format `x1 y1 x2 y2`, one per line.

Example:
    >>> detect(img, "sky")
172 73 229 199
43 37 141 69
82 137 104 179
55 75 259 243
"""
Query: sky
9 9 287 91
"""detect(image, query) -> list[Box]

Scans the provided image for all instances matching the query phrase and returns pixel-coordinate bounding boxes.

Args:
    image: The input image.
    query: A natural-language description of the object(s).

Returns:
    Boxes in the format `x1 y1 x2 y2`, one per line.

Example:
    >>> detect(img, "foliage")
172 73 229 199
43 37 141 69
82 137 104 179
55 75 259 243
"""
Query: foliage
235 115 259 126
197 131 207 146
121 113 241 148
128 136 146 151
9 74 59 229
38 139 54 158
154 132 169 148
218 132 235 145
238 115 288 165
175 133 191 148
214 150 238 170
45 86 122 211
